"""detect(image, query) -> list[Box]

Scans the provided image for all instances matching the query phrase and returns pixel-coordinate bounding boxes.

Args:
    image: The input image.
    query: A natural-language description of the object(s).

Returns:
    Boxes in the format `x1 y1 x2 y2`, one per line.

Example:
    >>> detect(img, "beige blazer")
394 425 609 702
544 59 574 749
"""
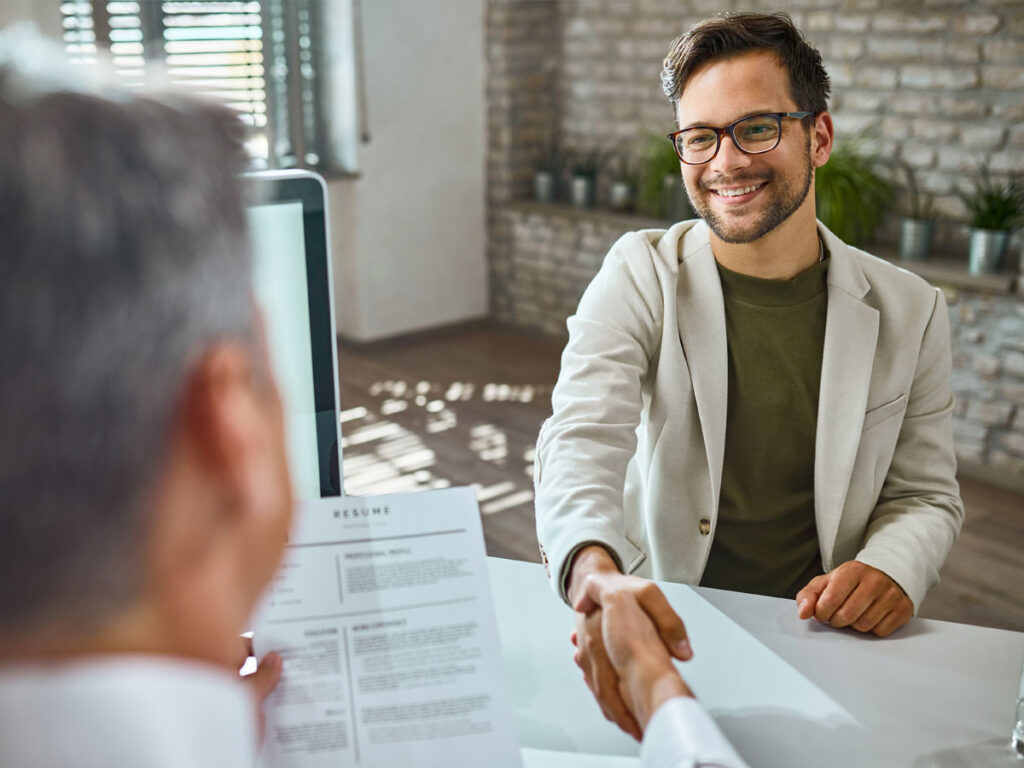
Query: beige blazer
534 219 964 611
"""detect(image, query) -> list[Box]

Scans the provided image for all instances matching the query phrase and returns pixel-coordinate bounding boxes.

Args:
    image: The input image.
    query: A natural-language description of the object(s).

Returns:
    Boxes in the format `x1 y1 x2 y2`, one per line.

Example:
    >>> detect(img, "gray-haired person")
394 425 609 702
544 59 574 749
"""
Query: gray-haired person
0 29 290 767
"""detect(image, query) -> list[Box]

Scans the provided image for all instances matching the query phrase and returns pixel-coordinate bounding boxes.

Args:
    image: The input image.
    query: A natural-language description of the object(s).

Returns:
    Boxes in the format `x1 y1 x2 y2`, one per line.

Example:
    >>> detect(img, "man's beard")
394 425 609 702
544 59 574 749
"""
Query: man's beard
686 149 814 245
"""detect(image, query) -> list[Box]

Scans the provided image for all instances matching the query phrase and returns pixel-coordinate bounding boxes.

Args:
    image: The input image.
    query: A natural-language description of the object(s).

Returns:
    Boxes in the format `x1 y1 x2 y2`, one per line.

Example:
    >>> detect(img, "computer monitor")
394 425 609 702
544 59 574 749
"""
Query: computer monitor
244 169 343 499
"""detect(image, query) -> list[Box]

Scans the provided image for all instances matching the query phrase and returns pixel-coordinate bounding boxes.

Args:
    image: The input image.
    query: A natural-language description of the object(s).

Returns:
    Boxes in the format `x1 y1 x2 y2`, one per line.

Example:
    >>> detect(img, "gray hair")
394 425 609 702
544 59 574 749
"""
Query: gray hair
0 30 256 634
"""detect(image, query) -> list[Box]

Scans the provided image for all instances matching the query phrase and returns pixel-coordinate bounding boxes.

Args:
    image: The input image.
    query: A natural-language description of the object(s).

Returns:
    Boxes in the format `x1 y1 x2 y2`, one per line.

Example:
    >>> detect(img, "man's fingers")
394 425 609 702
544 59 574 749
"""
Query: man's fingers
246 652 283 703
795 573 829 620
575 592 599 615
233 635 256 670
574 572 612 615
634 582 691 660
826 580 884 628
850 596 891 633
592 662 642 741
577 615 641 740
871 599 914 637
813 568 862 623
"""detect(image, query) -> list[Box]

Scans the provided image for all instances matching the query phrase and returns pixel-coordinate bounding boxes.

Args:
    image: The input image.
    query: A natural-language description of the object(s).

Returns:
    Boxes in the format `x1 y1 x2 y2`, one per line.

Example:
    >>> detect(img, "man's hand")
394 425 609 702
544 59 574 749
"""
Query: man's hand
237 636 283 740
575 572 693 733
796 561 913 637
567 546 691 740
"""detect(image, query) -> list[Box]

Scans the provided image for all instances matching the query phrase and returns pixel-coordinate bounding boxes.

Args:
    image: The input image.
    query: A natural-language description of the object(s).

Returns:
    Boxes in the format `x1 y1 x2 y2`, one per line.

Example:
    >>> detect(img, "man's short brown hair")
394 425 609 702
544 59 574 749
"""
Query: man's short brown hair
661 12 831 117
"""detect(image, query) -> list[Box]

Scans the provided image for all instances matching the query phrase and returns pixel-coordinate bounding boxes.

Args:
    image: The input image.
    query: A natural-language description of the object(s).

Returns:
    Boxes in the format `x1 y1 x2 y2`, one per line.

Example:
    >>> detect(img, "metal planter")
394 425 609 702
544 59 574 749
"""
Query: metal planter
967 228 1010 275
898 218 935 262
570 174 595 209
533 170 556 203
609 181 634 212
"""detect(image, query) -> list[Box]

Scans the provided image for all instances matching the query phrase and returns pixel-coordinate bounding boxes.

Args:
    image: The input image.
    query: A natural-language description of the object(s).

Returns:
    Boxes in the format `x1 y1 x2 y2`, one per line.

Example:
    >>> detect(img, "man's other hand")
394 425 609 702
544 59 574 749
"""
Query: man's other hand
795 561 913 637
566 547 691 739
238 635 283 741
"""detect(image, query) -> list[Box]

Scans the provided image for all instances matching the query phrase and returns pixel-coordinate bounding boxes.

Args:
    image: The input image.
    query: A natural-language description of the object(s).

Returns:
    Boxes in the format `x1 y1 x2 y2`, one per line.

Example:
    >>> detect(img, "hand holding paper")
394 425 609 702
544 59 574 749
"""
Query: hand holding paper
251 488 521 768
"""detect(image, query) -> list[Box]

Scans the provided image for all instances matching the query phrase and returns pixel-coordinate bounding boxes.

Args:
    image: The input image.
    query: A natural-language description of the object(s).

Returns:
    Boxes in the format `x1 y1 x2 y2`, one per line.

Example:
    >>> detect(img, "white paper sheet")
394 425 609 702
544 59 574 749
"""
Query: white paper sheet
252 488 521 768
520 747 640 768
488 558 859 760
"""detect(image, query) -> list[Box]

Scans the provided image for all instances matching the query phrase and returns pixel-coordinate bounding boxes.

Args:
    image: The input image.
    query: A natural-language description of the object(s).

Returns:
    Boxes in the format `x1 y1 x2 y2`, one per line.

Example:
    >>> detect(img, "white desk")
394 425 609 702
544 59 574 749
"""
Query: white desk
488 557 1024 768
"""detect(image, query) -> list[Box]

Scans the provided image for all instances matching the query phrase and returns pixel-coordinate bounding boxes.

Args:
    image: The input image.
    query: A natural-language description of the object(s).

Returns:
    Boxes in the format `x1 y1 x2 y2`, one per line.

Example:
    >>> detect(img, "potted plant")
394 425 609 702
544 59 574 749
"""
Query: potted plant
567 148 608 209
608 154 639 213
897 161 936 262
533 140 562 204
815 133 893 247
637 132 691 222
956 167 1024 275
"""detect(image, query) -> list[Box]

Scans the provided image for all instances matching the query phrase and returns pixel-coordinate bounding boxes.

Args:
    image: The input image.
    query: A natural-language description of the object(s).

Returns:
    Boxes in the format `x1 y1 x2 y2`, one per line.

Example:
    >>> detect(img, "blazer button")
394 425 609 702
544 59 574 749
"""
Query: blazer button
699 518 711 536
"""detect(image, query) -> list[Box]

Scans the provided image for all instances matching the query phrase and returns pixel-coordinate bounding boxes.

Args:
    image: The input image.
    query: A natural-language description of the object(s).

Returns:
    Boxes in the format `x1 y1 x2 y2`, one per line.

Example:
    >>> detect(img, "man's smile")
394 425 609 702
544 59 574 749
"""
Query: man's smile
710 181 767 198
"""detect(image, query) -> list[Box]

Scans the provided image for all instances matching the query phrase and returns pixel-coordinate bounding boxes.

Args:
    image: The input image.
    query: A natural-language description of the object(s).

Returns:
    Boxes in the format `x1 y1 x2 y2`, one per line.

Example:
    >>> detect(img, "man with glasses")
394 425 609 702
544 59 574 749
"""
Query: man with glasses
535 12 963 745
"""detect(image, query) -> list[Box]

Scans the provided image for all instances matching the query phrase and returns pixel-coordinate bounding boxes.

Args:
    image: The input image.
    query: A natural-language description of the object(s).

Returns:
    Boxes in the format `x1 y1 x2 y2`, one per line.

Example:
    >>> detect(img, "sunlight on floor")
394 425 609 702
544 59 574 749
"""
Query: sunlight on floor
341 380 551 514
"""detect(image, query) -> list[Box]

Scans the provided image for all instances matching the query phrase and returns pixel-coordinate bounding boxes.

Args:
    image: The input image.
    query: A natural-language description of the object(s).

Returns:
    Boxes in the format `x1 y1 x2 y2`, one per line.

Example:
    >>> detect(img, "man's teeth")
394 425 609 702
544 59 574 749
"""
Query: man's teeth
714 184 762 197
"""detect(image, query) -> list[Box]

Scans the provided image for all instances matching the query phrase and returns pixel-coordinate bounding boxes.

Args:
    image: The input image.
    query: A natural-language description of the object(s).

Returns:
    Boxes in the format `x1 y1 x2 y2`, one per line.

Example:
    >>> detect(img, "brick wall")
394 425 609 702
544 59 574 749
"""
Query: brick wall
949 289 1024 475
549 1 1024 229
486 1 562 322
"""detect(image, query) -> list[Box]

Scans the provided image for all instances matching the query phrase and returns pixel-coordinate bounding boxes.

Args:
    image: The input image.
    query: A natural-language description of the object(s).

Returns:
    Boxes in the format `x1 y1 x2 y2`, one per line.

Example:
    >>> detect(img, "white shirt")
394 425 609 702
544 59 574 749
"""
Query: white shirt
0 655 257 768
642 697 751 768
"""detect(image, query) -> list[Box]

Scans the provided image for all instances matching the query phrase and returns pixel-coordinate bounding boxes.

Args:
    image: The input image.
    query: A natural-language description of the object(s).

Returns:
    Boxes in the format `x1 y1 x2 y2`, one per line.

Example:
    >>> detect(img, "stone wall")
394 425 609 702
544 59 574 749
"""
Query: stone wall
486 1 562 322
949 289 1024 476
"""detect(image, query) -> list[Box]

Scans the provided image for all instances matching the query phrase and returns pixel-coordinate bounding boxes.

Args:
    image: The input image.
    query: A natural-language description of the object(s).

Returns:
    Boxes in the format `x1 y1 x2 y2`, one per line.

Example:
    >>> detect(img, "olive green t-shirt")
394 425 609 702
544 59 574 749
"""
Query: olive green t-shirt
699 256 829 599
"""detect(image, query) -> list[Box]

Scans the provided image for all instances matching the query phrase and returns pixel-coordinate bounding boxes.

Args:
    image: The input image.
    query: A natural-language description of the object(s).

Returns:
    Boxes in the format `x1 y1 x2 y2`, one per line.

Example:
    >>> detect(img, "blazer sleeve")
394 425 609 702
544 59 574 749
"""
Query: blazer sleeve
534 232 665 603
854 287 965 611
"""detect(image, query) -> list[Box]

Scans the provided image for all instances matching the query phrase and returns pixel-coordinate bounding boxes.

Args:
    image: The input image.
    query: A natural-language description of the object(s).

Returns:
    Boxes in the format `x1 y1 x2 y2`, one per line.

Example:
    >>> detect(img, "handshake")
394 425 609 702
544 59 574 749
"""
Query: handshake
568 543 914 745
570 568 695 741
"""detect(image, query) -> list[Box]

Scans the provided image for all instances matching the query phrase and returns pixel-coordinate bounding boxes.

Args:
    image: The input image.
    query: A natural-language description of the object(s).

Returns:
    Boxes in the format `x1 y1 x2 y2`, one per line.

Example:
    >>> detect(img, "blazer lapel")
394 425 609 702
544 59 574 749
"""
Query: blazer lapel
675 225 728 513
814 227 879 566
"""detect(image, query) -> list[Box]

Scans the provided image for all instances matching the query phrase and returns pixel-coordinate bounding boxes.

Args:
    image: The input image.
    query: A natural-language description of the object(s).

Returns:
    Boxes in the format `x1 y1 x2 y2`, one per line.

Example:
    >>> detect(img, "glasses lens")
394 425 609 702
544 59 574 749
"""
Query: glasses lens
677 128 717 164
735 115 781 153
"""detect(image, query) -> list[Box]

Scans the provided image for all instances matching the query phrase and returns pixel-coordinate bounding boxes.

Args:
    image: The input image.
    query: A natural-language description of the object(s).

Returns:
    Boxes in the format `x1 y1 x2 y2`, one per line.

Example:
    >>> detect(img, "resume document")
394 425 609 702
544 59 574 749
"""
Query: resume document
253 487 522 768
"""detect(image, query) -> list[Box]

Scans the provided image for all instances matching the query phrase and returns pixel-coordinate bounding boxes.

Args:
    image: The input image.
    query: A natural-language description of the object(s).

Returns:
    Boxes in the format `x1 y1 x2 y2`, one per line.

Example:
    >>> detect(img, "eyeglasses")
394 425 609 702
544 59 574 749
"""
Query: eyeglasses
667 111 815 165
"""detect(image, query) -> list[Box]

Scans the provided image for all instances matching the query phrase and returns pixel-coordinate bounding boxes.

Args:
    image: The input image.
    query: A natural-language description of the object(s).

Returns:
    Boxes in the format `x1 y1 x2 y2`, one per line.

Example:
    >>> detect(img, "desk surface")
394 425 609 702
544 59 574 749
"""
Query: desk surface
488 557 1024 768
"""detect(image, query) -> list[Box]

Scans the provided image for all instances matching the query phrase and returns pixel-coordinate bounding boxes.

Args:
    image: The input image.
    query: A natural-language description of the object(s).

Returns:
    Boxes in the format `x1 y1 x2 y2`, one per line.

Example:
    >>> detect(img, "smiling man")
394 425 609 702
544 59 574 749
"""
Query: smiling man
534 13 964 739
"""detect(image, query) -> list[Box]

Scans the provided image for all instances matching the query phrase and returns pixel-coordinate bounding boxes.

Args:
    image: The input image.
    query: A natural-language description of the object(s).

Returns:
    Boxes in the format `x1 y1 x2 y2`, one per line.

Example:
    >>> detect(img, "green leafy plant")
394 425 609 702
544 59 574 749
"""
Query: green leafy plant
815 134 893 246
535 139 563 175
956 167 1024 231
609 153 640 188
637 132 683 218
567 147 609 179
898 161 935 220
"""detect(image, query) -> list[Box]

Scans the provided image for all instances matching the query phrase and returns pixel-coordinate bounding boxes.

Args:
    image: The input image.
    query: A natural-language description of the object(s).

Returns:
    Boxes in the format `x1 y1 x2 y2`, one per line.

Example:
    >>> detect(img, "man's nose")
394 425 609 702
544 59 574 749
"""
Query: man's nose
709 132 752 175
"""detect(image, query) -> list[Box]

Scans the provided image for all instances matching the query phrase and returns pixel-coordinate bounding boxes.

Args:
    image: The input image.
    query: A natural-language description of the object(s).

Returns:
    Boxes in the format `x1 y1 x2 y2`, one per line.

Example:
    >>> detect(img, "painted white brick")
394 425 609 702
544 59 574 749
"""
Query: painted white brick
961 125 1007 151
901 65 979 90
953 14 1002 35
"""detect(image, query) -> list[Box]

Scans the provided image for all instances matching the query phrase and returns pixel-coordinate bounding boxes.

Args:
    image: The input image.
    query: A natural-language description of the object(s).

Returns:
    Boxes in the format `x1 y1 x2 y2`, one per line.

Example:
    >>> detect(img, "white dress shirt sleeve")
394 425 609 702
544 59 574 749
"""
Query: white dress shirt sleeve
641 696 751 768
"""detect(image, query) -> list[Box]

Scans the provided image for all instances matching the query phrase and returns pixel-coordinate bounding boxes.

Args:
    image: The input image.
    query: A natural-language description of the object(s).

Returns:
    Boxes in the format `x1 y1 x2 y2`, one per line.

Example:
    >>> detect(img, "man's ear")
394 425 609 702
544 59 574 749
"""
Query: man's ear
181 342 277 519
811 111 834 169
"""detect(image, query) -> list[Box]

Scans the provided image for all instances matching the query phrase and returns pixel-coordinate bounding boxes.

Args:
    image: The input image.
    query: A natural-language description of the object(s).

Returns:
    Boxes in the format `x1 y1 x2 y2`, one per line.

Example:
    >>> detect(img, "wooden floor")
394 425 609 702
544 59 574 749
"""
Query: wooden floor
337 324 1024 633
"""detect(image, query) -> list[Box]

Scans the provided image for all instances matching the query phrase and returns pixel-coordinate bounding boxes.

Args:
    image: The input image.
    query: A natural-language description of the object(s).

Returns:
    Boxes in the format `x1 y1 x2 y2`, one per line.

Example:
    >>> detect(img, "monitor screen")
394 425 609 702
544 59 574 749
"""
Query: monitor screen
245 172 342 499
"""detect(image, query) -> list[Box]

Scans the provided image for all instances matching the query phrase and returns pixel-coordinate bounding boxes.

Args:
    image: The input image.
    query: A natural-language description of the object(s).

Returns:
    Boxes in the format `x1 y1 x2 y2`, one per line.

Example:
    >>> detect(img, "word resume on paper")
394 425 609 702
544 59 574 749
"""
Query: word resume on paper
253 487 522 768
